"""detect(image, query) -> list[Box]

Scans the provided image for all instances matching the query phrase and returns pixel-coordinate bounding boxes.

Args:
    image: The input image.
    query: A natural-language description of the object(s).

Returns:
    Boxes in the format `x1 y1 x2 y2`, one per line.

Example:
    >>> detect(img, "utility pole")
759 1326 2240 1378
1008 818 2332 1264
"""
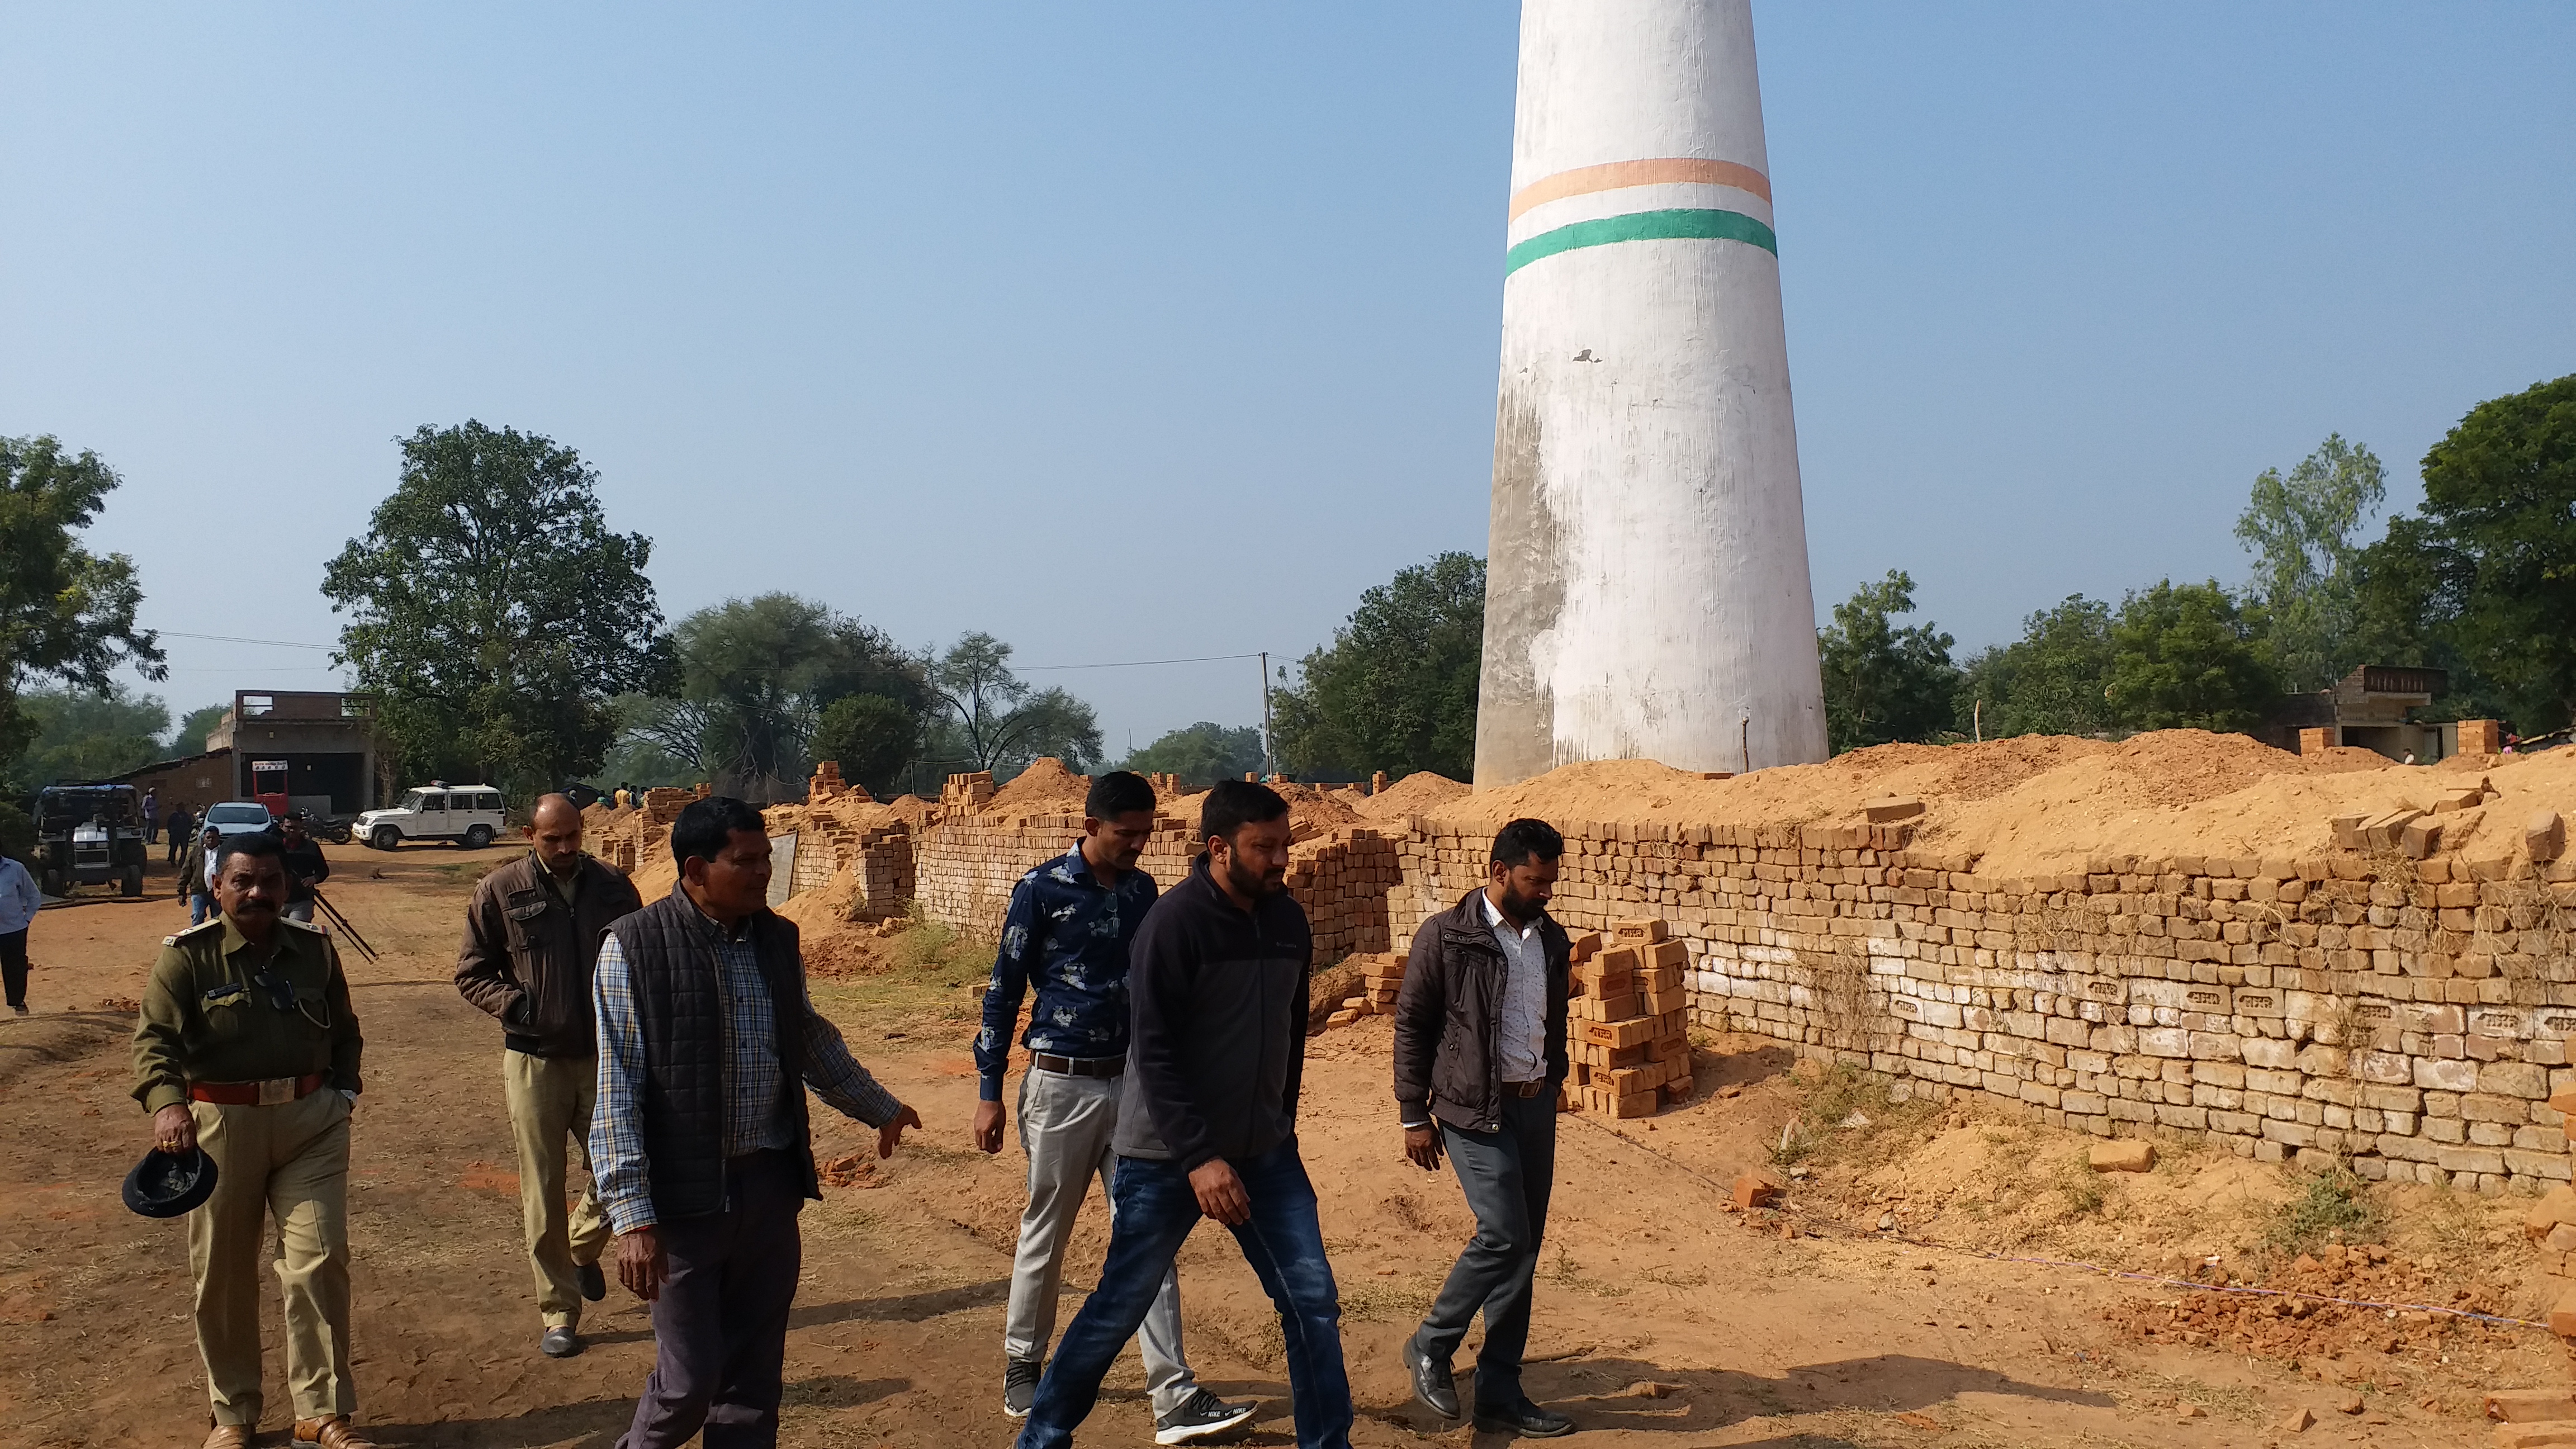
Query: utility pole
1258 651 1275 782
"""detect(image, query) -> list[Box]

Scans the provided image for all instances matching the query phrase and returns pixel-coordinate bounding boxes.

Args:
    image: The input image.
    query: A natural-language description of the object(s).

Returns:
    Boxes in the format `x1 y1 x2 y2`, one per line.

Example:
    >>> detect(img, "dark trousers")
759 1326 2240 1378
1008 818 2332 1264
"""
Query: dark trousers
1020 1140 1350 1449
1413 1090 1557 1406
1 929 27 1008
618 1150 804 1449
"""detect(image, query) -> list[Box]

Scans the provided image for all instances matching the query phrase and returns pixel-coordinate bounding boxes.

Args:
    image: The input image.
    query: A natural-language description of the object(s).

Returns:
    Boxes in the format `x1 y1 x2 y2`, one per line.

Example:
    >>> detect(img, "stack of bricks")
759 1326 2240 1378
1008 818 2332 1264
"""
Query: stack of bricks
1143 772 1185 797
1566 919 1693 1117
1284 828 1400 960
640 787 694 827
2515 1084 2576 1355
852 822 913 918
939 771 997 820
807 760 874 804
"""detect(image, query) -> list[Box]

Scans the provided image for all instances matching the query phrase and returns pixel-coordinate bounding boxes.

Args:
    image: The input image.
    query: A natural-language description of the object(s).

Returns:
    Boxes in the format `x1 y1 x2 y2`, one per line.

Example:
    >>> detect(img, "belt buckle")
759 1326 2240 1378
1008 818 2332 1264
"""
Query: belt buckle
257 1077 294 1106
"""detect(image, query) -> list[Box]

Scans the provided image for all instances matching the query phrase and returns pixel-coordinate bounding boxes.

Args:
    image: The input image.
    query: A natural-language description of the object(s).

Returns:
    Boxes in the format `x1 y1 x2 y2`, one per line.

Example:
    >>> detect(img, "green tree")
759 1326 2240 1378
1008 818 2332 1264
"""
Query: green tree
1955 595 2118 740
2349 374 2576 730
929 633 1102 779
1272 551 1484 781
2236 433 2386 692
1120 722 1265 788
592 694 703 791
322 421 676 795
666 593 928 795
811 693 921 798
2104 580 2279 732
1 434 167 784
165 703 230 759
9 684 170 786
1817 570 1959 754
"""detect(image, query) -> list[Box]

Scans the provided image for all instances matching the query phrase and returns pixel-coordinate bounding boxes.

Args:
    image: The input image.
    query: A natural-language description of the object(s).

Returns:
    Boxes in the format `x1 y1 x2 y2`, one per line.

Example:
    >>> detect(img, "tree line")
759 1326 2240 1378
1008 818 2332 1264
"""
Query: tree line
1818 374 2576 754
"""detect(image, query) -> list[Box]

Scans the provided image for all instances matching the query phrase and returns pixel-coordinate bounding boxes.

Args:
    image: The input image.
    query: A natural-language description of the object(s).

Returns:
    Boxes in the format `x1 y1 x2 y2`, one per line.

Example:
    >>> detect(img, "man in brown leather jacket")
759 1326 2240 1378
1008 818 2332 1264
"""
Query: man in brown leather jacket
455 792 643 1358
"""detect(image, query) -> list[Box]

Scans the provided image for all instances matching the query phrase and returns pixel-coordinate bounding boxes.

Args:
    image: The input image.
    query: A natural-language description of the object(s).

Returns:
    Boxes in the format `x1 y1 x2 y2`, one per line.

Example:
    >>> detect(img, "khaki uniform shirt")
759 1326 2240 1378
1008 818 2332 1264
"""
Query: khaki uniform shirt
132 915 364 1113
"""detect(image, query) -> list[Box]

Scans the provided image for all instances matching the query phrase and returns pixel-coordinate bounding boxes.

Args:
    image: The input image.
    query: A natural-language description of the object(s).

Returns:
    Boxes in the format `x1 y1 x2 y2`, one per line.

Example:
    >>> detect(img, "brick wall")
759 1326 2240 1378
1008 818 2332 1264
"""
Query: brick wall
897 804 2576 1197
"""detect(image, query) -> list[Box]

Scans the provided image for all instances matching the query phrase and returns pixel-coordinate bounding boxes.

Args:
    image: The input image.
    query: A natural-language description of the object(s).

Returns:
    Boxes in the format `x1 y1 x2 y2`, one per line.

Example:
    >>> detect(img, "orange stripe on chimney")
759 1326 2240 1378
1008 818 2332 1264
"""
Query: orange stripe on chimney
1507 157 1772 222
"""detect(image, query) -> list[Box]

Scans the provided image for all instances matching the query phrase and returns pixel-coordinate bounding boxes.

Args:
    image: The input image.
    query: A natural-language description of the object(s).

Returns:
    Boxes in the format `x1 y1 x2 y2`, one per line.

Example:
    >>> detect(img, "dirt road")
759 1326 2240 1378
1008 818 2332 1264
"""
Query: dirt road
0 845 2517 1446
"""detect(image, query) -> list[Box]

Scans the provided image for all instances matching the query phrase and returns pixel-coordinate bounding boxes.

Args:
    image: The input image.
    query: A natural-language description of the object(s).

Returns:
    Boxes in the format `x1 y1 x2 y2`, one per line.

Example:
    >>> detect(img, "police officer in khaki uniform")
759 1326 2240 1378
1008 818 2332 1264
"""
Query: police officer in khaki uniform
132 830 372 1449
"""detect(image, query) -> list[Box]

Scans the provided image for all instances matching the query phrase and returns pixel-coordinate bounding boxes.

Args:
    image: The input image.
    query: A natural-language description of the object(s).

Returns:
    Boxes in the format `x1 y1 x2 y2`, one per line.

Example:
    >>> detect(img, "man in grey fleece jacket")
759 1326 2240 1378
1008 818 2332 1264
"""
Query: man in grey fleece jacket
1017 780 1352 1449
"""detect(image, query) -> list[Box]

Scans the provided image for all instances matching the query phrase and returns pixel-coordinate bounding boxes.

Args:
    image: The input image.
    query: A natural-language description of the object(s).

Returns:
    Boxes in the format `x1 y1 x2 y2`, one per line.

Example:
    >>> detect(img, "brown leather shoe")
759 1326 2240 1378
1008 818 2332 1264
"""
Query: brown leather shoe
203 1426 253 1449
293 1417 377 1449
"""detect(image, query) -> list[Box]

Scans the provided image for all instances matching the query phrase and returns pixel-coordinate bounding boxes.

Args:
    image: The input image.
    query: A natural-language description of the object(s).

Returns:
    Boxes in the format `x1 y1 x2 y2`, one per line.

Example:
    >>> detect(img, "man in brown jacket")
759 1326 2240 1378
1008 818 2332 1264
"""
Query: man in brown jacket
1391 817 1575 1438
456 792 643 1358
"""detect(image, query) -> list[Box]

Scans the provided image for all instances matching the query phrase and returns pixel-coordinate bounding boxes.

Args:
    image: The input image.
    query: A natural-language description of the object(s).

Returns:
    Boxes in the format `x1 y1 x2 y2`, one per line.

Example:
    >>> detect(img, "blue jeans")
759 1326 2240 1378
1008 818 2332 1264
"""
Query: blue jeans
1019 1141 1349 1449
190 892 214 926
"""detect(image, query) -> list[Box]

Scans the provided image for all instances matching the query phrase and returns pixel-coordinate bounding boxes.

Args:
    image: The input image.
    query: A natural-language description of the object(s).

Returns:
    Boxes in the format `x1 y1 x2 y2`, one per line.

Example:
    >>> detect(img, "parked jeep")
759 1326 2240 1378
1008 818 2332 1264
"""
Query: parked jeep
354 783 506 850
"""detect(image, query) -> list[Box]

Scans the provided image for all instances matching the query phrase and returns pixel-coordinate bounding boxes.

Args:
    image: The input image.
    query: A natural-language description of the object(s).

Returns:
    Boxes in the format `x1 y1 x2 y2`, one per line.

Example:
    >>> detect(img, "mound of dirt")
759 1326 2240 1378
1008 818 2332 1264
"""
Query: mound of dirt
629 826 679 902
880 794 936 827
1274 782 1361 839
984 758 1091 821
1355 770 1467 818
1413 731 2576 875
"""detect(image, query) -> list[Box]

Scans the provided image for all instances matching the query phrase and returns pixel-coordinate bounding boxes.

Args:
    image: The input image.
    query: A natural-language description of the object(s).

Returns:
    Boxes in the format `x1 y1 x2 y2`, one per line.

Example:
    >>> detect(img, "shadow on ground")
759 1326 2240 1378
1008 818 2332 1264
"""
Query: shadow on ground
1368 1353 2111 1439
368 1376 906 1447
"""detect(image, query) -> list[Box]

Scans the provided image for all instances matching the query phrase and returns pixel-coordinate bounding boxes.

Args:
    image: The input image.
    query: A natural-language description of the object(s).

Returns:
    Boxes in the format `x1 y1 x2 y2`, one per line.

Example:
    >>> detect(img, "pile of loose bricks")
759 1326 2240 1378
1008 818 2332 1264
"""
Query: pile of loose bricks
1324 951 1407 1026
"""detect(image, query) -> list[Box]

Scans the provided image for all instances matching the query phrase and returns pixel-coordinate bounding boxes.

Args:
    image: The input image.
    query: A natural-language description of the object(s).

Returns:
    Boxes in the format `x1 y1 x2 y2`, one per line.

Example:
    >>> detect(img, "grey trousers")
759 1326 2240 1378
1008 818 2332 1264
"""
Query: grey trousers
1414 1090 1557 1406
1005 1067 1196 1414
619 1150 803 1449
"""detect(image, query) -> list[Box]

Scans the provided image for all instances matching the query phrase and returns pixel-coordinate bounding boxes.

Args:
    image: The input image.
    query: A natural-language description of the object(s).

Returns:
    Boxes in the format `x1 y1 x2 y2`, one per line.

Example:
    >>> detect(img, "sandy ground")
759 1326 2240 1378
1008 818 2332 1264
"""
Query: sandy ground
0 842 2544 1447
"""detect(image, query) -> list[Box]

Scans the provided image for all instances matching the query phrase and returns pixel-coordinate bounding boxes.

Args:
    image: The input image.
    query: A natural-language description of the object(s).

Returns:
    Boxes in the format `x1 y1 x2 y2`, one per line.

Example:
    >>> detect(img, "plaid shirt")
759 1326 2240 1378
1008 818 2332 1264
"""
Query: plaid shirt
590 901 903 1233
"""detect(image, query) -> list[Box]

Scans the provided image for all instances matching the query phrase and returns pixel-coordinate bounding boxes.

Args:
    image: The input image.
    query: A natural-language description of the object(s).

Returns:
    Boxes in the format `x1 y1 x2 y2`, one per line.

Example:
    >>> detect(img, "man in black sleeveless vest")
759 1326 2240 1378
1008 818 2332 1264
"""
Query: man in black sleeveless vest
589 795 923 1448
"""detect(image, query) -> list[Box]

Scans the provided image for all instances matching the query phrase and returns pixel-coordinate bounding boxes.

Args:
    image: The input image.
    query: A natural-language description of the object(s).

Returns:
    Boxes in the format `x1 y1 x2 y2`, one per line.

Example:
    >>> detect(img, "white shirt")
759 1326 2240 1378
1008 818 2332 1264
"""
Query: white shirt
1483 891 1548 1083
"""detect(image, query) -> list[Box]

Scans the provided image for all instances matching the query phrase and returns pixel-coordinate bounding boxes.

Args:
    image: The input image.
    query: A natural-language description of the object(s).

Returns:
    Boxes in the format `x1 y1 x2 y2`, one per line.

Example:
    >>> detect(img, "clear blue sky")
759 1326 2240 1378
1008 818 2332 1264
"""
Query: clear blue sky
7 3 2570 761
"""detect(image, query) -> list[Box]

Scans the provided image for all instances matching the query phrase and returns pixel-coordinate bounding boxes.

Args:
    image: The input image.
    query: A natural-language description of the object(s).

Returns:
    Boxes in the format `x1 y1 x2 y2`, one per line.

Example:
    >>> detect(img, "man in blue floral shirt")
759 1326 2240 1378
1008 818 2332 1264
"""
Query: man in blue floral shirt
973 771 1252 1443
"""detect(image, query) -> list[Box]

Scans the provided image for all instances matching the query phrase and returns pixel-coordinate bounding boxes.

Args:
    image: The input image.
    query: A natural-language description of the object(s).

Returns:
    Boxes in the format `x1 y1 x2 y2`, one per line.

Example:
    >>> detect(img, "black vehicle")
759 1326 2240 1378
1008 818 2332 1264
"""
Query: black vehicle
34 783 149 898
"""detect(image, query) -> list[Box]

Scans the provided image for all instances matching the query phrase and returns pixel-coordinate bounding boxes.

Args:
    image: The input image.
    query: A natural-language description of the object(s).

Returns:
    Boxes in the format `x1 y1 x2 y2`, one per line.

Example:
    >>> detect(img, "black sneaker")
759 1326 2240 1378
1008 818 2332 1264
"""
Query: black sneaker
1153 1388 1257 1445
1401 1336 1460 1419
541 1325 583 1358
1474 1398 1574 1438
1003 1358 1042 1419
577 1261 607 1303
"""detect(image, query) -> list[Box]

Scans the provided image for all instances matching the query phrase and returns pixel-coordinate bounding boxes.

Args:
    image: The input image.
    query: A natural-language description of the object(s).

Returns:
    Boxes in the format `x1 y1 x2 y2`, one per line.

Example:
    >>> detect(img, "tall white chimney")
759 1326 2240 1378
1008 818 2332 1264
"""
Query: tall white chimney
1475 0 1829 783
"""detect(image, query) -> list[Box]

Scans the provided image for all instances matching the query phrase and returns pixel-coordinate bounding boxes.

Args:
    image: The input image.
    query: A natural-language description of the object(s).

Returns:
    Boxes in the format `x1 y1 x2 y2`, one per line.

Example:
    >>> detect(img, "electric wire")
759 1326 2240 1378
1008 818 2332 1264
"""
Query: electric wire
1015 652 1265 671
155 630 337 651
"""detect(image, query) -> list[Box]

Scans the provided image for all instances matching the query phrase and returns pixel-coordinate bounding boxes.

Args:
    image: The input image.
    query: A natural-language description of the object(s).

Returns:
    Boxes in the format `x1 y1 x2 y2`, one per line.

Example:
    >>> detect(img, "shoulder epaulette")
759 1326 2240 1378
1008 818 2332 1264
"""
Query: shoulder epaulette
164 919 223 946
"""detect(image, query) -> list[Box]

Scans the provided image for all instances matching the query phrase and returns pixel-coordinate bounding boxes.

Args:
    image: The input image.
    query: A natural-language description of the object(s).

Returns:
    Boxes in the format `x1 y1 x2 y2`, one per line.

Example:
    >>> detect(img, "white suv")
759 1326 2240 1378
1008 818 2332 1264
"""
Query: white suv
356 783 507 850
